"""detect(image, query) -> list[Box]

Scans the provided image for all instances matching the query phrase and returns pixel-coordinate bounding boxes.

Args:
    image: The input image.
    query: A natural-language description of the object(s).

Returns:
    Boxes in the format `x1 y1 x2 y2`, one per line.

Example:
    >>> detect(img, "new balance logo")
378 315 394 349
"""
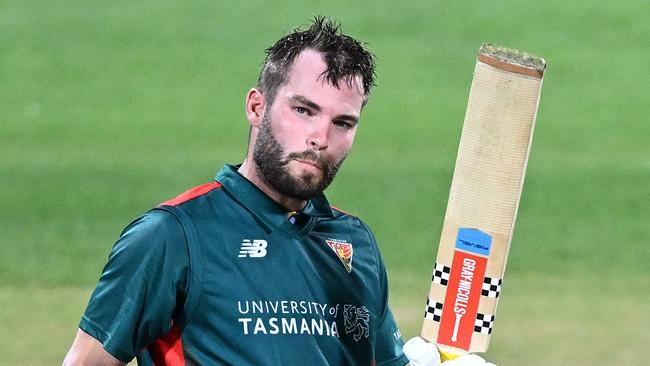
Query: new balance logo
238 239 268 258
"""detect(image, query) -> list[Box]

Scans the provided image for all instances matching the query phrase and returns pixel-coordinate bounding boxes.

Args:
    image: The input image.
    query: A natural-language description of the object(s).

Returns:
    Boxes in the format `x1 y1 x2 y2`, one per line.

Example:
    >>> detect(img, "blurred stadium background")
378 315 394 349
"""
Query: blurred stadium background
1 1 648 365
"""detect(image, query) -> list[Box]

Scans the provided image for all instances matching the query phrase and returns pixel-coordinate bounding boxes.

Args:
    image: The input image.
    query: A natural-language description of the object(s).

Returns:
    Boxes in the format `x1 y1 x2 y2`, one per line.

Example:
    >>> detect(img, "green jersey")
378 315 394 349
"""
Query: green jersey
80 164 408 366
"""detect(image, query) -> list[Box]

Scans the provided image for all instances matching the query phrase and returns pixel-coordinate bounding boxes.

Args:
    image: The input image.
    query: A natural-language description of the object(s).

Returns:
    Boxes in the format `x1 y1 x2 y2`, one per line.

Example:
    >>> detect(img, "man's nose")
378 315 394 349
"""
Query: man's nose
307 119 330 150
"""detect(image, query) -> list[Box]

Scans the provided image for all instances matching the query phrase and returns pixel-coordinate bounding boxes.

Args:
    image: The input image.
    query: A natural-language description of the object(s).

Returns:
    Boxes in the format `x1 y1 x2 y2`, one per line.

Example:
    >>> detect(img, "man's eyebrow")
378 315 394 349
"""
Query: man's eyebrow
336 114 359 124
291 95 359 124
291 95 321 112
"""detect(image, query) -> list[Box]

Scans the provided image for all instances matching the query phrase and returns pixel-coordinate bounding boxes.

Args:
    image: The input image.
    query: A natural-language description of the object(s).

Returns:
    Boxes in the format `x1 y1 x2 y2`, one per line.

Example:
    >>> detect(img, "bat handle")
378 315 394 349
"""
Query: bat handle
405 338 464 364
437 345 463 362
439 350 461 362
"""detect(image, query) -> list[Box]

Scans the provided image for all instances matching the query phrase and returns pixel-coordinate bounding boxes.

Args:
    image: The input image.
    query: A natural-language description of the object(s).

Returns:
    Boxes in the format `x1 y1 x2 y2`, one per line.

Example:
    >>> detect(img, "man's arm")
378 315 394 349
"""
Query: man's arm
62 329 126 366
64 209 190 364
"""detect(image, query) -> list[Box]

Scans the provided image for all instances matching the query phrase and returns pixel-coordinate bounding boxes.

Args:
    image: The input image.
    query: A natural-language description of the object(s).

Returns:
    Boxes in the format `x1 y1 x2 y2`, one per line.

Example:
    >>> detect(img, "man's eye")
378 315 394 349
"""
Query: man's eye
334 120 353 129
295 106 310 115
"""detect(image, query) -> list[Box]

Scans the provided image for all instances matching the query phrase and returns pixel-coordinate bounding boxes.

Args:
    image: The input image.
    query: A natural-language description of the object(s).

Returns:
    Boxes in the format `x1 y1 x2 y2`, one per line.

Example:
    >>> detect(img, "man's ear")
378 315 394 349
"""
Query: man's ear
245 88 266 128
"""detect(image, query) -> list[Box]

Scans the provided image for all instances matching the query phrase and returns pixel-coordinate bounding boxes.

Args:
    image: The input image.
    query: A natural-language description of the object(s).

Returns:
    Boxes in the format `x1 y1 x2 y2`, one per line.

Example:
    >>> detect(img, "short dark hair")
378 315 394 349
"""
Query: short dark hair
258 16 376 106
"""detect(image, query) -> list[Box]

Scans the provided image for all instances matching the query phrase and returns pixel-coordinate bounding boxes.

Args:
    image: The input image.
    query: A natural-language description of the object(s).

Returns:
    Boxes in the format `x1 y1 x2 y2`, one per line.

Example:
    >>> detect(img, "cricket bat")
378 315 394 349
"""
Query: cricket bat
420 44 546 360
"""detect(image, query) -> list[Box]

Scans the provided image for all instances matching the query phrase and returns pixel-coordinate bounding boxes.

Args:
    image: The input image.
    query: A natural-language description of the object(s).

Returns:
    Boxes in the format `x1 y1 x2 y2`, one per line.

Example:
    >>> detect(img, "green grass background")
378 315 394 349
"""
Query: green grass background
1 1 648 365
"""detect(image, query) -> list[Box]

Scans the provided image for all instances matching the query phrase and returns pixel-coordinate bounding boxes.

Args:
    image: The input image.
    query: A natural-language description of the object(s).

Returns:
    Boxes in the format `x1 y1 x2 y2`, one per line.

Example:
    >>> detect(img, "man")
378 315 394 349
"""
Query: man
64 17 495 366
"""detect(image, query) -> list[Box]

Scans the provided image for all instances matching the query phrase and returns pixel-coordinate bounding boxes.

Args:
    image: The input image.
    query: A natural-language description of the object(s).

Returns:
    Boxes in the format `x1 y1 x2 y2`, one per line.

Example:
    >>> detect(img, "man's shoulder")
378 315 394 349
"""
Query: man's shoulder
159 181 224 207
330 205 373 227
117 209 187 251
154 180 226 223
325 205 378 245
102 209 191 280
329 205 360 221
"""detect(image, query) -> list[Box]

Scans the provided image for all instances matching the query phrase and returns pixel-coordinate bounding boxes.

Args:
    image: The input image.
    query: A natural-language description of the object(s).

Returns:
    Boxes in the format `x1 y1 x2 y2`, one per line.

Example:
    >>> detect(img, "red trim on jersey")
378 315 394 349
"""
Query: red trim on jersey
330 205 357 217
159 182 222 206
147 324 185 366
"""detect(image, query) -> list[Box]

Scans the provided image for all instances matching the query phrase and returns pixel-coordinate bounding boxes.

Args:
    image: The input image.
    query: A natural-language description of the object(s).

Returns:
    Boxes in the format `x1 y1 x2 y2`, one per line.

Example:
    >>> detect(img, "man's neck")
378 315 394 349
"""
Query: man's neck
238 159 307 212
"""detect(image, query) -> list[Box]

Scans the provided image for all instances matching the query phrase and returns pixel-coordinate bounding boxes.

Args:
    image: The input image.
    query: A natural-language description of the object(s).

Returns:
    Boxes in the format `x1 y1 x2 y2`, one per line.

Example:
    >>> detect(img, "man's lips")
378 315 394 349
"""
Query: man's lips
294 158 322 170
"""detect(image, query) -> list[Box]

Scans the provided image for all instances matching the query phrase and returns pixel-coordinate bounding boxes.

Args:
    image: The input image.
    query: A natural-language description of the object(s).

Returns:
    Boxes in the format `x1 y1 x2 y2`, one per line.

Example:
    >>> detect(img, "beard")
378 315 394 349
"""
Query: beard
252 113 346 201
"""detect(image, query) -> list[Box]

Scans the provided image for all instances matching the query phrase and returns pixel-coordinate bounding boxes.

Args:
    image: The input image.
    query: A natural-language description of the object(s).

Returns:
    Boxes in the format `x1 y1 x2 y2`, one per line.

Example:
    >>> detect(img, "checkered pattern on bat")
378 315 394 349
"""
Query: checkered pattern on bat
432 262 451 286
474 313 495 334
481 276 502 298
424 297 443 322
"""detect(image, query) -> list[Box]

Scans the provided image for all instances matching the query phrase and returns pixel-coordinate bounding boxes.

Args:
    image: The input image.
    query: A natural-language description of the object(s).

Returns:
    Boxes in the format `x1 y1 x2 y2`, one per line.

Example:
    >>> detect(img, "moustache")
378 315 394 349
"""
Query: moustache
285 151 326 169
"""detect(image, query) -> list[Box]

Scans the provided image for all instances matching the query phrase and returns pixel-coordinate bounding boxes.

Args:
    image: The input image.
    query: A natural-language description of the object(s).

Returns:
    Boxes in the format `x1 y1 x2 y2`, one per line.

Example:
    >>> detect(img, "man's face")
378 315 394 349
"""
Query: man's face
252 49 365 201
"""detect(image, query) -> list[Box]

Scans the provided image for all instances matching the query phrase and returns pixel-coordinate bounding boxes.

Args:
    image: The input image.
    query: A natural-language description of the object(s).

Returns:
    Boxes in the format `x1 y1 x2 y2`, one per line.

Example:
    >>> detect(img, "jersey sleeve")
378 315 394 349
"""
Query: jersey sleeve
79 209 190 363
375 307 409 366
374 260 409 366
360 221 409 366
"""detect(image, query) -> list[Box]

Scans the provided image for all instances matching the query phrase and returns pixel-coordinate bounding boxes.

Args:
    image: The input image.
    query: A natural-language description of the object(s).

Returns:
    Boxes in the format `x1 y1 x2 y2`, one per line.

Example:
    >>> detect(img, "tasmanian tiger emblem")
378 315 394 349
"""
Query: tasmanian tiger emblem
343 305 370 342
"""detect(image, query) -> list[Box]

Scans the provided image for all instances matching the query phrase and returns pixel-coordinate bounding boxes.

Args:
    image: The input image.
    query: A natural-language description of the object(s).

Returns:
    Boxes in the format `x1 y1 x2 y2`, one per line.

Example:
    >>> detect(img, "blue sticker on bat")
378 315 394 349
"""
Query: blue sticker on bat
455 228 492 257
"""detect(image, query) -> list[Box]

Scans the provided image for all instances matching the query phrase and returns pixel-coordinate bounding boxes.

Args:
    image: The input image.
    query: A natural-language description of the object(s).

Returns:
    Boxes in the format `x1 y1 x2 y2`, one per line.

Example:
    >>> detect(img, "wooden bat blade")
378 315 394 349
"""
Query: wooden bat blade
421 44 546 358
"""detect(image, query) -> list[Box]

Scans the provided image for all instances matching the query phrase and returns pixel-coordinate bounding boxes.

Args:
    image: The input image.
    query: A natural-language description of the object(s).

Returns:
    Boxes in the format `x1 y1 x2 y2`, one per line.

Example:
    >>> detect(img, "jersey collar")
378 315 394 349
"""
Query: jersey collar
215 164 335 232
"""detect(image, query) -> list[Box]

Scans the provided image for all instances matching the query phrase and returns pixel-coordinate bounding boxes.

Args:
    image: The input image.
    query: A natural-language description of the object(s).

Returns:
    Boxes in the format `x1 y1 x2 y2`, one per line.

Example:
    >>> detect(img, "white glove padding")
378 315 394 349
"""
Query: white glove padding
442 354 496 366
403 337 440 366
403 337 497 366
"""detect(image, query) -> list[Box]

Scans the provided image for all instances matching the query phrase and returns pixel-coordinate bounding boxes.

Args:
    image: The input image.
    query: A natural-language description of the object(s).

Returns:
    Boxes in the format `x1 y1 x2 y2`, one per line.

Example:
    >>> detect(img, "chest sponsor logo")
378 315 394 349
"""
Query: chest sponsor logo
326 239 353 273
236 300 371 341
238 239 268 258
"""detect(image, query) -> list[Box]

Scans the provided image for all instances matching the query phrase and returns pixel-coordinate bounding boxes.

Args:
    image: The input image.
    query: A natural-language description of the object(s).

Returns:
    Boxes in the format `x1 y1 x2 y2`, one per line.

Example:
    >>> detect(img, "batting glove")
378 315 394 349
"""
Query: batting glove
403 337 497 366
